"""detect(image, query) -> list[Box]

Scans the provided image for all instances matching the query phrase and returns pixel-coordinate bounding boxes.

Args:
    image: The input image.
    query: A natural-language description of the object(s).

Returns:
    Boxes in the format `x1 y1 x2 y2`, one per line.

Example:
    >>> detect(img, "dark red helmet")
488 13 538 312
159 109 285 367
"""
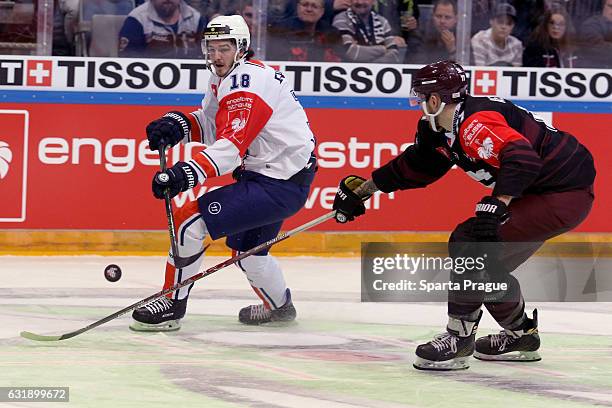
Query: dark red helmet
411 60 468 104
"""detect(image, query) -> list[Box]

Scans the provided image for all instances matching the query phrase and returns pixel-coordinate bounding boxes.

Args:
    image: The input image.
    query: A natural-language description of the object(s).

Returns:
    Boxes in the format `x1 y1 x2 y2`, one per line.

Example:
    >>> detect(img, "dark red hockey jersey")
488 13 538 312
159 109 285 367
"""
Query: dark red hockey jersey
372 95 596 197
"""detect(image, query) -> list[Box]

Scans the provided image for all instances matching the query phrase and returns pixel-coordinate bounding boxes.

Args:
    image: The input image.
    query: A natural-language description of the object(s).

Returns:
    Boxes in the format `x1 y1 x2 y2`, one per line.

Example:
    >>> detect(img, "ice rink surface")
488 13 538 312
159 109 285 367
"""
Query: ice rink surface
1 255 611 408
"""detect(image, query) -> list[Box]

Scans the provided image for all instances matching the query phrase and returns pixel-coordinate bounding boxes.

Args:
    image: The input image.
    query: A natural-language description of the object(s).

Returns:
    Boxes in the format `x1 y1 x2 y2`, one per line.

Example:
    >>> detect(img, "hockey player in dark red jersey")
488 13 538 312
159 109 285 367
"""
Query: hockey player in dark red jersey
332 60 595 371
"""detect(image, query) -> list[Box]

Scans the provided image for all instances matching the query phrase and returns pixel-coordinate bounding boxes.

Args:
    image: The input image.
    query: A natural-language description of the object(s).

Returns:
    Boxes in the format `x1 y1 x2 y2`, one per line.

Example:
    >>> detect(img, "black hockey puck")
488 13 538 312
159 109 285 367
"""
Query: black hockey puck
104 264 122 282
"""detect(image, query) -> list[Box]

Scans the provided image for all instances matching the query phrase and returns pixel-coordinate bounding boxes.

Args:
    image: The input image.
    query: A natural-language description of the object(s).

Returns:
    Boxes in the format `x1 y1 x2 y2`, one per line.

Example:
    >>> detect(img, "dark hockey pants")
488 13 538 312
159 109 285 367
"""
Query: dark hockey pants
448 187 594 329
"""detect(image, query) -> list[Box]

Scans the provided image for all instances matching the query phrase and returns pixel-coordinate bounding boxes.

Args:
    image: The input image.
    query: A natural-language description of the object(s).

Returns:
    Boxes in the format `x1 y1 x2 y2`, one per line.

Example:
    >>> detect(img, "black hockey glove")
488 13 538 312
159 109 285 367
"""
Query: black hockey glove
472 196 510 241
152 161 197 199
146 111 191 152
333 175 368 223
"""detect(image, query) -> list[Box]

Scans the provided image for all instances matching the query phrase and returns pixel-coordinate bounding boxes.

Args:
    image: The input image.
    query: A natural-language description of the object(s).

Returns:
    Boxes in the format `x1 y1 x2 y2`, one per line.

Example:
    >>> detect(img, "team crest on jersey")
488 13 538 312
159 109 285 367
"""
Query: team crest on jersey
477 137 495 159
231 116 247 132
226 109 249 142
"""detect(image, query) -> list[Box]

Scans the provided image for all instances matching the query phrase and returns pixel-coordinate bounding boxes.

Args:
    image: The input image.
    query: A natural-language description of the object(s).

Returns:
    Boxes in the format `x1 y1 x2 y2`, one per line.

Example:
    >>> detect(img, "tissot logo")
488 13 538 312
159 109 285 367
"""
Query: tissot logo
473 70 497 95
0 59 53 87
0 60 24 85
26 60 52 86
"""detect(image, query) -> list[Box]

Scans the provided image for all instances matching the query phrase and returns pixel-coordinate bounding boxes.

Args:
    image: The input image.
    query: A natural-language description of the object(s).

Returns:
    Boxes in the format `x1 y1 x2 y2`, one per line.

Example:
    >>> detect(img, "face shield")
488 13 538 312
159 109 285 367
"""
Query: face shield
201 38 241 76
408 88 427 108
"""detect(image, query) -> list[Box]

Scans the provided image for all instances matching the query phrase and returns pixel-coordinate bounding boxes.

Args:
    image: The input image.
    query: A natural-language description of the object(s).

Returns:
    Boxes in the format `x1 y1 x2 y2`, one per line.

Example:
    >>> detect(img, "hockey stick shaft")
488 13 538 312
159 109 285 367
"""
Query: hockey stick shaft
158 145 183 266
21 210 336 341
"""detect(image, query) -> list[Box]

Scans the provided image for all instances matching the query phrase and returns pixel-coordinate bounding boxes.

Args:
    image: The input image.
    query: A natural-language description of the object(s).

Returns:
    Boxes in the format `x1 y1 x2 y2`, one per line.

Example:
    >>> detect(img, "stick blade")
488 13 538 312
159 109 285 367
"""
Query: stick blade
20 331 64 342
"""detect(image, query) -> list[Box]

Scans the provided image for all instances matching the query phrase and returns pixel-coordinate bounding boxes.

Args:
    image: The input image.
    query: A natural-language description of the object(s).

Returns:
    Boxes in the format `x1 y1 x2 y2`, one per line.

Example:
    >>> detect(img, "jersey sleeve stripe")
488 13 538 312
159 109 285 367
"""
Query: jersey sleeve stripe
188 159 207 183
200 150 220 176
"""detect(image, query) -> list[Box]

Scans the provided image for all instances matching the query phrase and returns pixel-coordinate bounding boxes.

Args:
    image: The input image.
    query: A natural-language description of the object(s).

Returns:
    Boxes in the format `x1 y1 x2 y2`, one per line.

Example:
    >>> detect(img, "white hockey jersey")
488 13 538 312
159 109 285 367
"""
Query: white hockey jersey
183 59 315 183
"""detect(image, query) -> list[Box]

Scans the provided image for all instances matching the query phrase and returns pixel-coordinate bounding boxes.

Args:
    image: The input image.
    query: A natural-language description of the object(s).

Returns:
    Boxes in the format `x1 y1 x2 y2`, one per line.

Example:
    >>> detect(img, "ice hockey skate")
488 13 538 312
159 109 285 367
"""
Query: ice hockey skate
413 311 482 371
239 288 296 325
474 309 541 362
130 297 187 332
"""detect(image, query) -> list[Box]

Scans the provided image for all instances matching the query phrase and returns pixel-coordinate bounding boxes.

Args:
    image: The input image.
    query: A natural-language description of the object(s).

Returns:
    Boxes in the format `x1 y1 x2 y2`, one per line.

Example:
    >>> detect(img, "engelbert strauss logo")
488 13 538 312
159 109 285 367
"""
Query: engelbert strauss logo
0 141 12 178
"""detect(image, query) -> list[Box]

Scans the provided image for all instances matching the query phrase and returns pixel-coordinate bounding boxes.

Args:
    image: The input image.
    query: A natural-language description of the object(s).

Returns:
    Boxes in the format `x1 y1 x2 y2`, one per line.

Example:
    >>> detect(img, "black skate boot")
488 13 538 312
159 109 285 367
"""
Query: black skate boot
130 296 187 332
239 288 296 325
474 309 541 362
413 310 482 371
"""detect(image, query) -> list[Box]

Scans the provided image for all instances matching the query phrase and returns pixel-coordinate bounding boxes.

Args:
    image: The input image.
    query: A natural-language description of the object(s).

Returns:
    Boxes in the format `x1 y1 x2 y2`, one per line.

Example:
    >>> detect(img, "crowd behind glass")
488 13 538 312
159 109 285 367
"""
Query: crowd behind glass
1 0 611 68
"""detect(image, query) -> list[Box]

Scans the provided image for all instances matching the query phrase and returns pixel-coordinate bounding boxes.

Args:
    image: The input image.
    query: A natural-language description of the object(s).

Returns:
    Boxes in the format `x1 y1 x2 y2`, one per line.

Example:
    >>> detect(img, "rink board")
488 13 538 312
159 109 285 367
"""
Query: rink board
0 59 610 234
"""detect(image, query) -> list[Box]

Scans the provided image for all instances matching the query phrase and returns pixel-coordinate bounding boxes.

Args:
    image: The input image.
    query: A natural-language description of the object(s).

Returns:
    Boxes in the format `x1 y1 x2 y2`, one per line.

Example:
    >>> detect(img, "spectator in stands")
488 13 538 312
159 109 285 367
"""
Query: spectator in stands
579 0 612 67
119 0 206 58
332 0 400 62
472 1 547 42
523 6 577 67
280 0 343 27
268 0 343 61
404 0 457 64
471 3 523 66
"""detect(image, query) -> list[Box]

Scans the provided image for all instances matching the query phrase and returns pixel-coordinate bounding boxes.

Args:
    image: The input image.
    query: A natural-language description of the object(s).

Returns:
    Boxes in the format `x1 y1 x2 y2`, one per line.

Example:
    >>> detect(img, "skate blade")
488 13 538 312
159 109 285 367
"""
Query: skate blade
129 319 181 332
413 356 471 371
238 318 297 327
473 350 541 362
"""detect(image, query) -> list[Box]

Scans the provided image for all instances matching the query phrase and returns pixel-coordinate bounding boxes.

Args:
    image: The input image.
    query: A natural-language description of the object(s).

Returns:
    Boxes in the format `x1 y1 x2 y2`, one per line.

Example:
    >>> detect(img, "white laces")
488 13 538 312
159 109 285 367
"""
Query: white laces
144 297 173 314
431 332 458 353
250 304 271 320
489 330 517 351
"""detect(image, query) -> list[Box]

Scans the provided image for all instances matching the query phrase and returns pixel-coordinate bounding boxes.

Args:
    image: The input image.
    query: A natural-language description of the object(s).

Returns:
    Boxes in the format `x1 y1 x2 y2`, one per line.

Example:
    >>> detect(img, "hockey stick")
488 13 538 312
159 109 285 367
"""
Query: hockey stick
158 145 194 269
20 210 336 342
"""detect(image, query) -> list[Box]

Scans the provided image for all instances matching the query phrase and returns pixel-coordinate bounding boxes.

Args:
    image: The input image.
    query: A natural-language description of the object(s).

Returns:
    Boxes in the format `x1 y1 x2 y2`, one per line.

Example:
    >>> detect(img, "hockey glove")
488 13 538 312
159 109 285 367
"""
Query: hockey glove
146 111 191 152
472 196 510 241
333 175 368 223
152 161 197 199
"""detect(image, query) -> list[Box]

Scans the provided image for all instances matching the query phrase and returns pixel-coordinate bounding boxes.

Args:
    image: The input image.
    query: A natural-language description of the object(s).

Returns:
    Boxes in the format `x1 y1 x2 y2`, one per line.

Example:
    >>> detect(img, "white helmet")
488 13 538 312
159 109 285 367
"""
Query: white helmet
202 15 251 73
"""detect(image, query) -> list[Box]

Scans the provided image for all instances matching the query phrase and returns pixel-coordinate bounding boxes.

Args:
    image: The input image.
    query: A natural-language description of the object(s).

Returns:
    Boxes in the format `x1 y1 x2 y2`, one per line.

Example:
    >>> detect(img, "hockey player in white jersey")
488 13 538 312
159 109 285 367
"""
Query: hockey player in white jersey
130 15 317 332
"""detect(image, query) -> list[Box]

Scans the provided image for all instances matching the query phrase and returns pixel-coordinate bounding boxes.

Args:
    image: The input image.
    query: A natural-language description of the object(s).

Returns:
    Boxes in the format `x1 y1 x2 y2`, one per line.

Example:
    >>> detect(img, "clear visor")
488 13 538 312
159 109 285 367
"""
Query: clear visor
409 89 427 107
201 37 241 72
201 38 210 65
200 38 206 58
